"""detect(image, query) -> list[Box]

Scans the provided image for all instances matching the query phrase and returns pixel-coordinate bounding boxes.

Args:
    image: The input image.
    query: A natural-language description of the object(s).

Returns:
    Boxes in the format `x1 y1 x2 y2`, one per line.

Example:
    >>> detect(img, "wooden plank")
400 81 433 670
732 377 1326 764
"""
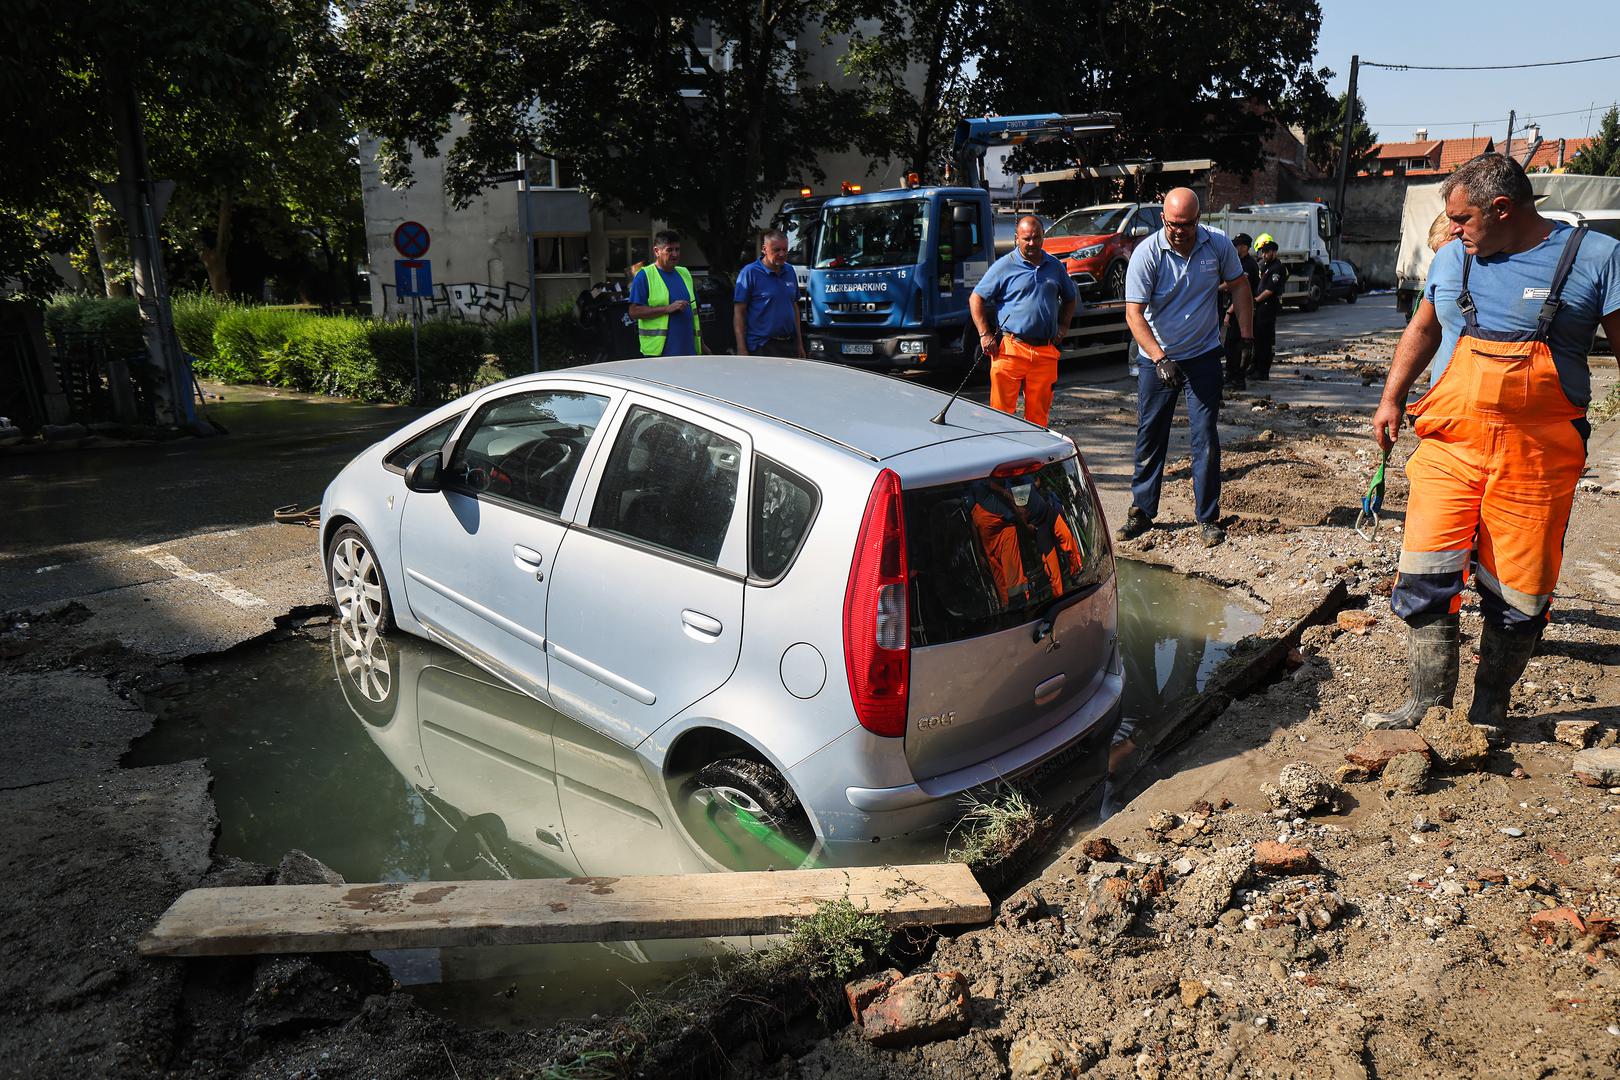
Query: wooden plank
138 863 991 958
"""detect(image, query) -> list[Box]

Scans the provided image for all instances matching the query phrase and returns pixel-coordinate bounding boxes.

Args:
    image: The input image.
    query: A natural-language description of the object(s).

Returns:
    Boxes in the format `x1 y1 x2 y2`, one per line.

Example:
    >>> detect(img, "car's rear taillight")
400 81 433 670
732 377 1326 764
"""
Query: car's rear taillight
843 468 909 737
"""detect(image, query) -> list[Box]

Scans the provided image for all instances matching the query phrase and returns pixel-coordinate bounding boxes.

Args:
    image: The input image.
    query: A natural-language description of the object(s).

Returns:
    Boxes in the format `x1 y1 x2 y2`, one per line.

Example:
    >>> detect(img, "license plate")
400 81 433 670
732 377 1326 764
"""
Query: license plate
842 343 874 355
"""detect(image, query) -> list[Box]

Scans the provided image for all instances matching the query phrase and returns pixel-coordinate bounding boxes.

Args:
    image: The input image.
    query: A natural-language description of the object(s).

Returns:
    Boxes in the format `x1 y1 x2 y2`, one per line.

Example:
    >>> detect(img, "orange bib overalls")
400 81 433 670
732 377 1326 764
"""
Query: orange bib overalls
1392 228 1589 635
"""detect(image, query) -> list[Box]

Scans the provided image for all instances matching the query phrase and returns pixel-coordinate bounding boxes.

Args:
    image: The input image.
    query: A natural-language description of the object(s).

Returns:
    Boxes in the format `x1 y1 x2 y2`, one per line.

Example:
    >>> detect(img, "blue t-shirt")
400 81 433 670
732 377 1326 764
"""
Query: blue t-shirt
629 267 698 356
1125 226 1243 360
1424 223 1620 407
732 258 800 350
972 250 1079 342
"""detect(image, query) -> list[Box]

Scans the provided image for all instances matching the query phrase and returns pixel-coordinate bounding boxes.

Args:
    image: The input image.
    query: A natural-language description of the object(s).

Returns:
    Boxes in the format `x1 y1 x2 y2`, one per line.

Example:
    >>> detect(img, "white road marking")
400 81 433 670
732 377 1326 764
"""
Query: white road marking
148 554 267 609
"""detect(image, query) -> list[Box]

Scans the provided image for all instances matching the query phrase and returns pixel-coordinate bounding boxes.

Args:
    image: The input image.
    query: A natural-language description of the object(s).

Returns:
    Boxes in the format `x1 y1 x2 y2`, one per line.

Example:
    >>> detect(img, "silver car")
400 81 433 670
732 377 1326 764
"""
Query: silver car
319 356 1123 860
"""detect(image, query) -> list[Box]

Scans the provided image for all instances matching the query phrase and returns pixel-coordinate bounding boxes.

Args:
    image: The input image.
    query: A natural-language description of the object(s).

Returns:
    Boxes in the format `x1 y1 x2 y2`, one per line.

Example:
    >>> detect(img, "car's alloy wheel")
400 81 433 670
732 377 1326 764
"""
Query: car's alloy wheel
330 619 398 724
1104 260 1127 300
328 524 393 635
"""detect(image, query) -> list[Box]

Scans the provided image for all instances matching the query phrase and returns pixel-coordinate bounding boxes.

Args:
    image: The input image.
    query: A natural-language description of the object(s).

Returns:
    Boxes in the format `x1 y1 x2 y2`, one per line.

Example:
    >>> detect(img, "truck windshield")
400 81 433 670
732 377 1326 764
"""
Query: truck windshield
816 201 926 270
1047 206 1131 239
777 209 821 268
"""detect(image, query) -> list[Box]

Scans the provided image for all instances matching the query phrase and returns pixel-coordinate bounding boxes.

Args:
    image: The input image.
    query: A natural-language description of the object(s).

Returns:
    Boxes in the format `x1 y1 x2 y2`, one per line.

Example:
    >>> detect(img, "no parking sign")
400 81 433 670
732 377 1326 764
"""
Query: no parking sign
392 221 431 259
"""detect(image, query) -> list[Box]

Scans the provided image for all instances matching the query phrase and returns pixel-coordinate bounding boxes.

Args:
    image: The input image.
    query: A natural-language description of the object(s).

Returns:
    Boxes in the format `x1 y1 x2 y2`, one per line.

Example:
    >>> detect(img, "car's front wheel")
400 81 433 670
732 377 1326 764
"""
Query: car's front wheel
1345 287 1357 304
681 757 815 870
328 524 393 636
1103 260 1128 300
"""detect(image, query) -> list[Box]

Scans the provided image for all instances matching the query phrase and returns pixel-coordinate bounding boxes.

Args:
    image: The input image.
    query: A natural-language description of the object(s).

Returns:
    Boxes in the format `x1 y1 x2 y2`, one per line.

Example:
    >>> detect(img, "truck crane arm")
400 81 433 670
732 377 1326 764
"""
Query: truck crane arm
950 113 1120 189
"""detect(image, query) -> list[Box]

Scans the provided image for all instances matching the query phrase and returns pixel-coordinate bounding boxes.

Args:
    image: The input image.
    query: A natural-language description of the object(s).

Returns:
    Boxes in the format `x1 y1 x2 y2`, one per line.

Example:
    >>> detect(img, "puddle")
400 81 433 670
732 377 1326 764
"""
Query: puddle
127 561 1259 1028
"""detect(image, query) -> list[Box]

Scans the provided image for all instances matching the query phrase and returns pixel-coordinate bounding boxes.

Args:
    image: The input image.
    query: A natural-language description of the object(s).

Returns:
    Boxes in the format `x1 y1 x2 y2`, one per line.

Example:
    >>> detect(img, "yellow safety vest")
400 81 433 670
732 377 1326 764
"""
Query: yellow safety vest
635 264 702 356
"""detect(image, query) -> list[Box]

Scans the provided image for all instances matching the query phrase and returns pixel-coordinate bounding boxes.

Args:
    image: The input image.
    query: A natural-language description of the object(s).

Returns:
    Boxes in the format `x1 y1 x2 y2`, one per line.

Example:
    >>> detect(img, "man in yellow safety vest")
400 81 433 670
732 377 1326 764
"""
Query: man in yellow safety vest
627 229 703 356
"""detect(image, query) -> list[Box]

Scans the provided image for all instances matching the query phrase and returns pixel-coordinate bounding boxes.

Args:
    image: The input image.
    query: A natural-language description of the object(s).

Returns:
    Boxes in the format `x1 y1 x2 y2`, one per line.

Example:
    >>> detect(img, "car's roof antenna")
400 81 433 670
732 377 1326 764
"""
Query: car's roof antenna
929 343 988 425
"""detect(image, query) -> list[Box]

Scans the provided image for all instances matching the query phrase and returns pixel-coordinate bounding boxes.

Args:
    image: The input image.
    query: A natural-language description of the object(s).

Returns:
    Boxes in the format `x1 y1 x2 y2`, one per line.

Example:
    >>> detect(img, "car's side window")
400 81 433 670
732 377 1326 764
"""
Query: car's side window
750 456 819 582
590 405 741 566
384 412 463 472
444 390 609 515
1136 207 1163 232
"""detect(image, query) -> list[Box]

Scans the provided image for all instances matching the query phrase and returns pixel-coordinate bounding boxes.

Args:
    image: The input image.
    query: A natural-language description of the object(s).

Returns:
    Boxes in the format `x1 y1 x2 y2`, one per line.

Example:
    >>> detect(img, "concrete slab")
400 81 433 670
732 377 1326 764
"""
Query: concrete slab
0 671 152 788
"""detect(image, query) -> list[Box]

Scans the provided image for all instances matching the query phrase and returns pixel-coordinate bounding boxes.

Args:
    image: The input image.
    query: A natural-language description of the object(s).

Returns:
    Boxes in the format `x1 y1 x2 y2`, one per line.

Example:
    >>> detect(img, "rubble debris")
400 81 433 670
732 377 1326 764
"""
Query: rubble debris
998 887 1049 930
1554 719 1601 749
1254 841 1316 876
856 971 971 1048
1076 877 1137 944
1174 846 1254 927
1381 751 1431 795
1008 1034 1066 1077
845 969 903 1021
1335 610 1376 635
1081 836 1120 862
1335 763 1371 785
1346 730 1432 773
1261 762 1339 815
1415 707 1490 771
1572 748 1620 787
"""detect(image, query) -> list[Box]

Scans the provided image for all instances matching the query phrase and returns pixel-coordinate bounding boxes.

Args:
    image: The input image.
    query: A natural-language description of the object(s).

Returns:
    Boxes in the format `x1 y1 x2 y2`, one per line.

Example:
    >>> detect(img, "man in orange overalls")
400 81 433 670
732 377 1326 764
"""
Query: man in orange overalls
969 216 1078 428
1366 154 1620 731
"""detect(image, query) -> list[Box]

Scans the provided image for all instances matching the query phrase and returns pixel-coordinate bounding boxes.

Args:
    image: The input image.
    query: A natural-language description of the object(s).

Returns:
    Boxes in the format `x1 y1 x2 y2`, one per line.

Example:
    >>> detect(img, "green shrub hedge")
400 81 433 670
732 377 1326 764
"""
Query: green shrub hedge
42 294 605 404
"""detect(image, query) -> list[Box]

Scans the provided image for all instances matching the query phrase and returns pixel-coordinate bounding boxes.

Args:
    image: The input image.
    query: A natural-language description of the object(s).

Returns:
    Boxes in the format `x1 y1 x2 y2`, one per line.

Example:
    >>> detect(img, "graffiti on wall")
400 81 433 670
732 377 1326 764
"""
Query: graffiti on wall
380 280 531 323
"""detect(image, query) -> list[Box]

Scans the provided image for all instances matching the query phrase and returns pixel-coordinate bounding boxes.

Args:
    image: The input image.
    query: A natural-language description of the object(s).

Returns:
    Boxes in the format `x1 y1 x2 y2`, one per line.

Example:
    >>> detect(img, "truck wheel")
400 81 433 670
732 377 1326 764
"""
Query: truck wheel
1103 260 1127 300
1302 272 1324 312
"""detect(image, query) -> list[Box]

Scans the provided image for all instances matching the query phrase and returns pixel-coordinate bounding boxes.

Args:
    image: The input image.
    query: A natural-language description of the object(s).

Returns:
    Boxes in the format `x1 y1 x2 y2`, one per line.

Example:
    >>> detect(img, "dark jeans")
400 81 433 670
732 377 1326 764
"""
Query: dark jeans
1222 319 1247 384
750 336 799 359
1252 312 1278 379
1130 347 1223 524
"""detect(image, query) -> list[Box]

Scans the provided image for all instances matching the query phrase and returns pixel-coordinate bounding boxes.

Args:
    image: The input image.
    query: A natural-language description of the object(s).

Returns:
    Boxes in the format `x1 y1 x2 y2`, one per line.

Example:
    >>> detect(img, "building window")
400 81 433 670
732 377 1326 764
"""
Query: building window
534 235 589 276
530 157 578 190
607 235 651 276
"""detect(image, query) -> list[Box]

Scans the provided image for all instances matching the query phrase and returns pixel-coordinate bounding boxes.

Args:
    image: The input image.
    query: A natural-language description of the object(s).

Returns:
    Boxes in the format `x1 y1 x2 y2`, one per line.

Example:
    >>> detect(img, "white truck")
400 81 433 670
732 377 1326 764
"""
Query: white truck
1204 202 1339 310
1394 172 1620 323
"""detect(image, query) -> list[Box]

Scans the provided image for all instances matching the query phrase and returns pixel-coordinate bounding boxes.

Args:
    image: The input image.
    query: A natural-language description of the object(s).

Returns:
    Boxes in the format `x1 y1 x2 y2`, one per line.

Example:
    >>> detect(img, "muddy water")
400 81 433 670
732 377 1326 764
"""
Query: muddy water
127 561 1257 1028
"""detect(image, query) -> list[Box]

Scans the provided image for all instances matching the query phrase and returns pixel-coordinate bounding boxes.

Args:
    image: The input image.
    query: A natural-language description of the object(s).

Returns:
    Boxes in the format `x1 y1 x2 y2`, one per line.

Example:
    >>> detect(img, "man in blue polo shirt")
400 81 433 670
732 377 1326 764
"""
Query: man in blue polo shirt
1119 188 1254 548
969 215 1078 427
733 229 804 359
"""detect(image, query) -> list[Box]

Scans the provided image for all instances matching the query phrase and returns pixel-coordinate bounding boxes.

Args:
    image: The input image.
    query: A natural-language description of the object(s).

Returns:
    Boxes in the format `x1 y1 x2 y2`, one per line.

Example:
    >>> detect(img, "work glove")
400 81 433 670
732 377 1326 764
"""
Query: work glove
1152 357 1184 389
1239 340 1255 372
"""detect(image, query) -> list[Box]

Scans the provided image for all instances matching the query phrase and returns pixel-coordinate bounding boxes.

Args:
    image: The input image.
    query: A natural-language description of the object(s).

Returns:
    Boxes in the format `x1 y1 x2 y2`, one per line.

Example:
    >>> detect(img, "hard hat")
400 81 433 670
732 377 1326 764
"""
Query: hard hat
1255 232 1275 250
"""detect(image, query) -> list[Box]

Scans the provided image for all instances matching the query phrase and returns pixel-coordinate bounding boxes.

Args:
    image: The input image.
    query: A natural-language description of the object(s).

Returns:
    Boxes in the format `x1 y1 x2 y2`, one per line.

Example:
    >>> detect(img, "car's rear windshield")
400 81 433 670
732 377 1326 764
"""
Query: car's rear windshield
904 456 1111 646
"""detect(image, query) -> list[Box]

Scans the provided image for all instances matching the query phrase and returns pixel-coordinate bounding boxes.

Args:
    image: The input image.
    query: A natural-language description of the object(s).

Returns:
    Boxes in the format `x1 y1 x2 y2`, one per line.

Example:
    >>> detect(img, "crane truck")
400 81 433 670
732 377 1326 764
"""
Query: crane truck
801 114 1133 373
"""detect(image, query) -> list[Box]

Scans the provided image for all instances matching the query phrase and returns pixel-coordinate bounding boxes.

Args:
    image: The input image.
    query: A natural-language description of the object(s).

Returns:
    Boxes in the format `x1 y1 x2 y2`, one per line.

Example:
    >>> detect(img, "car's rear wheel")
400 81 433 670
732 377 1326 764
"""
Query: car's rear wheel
681 757 815 870
328 524 393 636
1345 288 1357 304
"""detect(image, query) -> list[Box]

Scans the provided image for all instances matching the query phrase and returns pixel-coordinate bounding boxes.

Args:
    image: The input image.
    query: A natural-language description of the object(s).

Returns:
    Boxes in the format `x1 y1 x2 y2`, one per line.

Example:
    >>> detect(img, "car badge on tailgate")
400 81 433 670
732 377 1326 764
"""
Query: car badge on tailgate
918 711 956 730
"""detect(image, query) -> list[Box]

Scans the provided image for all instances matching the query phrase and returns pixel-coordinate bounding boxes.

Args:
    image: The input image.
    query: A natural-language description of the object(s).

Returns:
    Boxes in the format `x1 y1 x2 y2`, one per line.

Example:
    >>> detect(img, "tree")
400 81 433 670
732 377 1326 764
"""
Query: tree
1301 91 1377 176
1567 107 1620 177
344 0 881 276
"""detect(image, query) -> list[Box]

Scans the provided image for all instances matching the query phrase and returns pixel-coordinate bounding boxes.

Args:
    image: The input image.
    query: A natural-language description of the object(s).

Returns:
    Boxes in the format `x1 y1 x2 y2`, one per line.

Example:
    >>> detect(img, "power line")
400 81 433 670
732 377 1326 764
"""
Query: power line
1363 52 1620 72
1367 102 1618 129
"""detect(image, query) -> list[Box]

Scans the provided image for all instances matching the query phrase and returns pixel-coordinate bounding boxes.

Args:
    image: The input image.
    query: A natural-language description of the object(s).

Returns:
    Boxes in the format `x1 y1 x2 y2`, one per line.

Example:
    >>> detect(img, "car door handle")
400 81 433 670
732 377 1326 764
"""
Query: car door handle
513 544 544 580
681 609 723 639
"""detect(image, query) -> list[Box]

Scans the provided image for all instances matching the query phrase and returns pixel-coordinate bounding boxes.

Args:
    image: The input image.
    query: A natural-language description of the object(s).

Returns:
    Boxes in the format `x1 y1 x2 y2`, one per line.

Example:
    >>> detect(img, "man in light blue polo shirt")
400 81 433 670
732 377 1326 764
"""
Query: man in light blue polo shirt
733 229 804 359
1118 188 1254 548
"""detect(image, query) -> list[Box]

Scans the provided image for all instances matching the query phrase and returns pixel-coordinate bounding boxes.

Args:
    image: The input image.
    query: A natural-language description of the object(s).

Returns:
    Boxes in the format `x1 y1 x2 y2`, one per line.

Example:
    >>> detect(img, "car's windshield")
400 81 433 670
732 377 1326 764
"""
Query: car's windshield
816 200 926 269
1047 206 1131 239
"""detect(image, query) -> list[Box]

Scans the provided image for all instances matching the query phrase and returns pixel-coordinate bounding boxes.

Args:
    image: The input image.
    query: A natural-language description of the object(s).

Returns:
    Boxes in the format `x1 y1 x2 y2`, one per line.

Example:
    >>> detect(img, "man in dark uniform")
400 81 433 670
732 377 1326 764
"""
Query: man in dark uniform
1221 232 1260 390
1251 234 1289 381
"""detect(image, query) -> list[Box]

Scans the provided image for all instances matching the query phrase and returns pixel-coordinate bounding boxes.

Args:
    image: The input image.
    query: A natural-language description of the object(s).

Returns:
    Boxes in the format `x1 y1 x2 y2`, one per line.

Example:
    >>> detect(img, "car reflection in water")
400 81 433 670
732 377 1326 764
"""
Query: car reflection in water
330 621 837 1026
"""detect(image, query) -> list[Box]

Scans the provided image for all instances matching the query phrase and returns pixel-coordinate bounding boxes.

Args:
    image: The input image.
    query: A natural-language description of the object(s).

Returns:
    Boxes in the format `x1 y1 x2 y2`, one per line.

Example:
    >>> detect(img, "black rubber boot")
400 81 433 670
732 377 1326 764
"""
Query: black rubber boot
1465 622 1542 729
1361 612 1460 730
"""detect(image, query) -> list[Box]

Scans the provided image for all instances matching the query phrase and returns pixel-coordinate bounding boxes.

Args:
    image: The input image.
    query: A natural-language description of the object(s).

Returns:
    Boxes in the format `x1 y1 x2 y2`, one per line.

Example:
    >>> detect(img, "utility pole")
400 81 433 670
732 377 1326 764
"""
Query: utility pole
1331 54 1359 260
103 78 193 431
1505 109 1515 154
517 153 541 373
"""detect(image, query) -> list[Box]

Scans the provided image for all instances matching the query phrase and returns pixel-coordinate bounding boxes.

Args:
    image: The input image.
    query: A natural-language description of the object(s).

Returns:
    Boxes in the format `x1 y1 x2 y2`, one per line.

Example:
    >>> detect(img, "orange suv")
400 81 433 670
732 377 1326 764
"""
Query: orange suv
1043 202 1162 300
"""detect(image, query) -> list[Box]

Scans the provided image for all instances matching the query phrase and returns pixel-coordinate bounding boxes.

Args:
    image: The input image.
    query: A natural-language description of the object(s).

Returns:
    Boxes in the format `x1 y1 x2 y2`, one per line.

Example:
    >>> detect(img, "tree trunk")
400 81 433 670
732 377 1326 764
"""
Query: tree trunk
90 219 129 297
195 192 234 297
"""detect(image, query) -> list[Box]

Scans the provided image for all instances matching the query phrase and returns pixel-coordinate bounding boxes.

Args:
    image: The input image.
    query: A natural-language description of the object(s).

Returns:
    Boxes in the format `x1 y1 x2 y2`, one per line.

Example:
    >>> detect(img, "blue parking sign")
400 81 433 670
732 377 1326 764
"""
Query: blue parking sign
394 259 433 298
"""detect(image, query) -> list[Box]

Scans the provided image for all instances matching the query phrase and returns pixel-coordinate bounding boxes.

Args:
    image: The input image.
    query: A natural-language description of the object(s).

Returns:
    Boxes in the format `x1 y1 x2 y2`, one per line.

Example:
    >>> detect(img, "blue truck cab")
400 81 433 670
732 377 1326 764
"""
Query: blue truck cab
804 187 994 372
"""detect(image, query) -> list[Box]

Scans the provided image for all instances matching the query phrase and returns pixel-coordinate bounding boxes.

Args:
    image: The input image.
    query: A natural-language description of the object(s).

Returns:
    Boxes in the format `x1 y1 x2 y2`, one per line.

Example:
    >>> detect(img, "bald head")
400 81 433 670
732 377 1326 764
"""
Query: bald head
1162 187 1201 254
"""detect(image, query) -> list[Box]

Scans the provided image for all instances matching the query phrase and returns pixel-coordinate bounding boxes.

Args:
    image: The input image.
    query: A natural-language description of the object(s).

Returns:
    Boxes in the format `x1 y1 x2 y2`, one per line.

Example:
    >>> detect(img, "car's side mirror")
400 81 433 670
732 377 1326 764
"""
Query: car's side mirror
404 450 443 493
1129 225 1152 238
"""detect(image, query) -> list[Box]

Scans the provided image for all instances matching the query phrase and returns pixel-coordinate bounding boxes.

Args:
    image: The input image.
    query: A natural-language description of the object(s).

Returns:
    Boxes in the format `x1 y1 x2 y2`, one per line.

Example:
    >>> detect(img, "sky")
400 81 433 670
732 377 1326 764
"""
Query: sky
1314 0 1619 146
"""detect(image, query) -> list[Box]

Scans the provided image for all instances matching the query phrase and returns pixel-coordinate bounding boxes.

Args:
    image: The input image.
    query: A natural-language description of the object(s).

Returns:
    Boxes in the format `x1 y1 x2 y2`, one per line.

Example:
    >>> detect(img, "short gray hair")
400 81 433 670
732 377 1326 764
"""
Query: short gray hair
1440 154 1534 210
761 228 787 246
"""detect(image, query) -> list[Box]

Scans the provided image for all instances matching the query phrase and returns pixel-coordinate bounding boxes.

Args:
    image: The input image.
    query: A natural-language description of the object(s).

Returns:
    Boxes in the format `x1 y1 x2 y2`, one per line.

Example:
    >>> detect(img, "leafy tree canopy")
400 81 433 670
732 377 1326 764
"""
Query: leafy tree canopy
1300 90 1377 176
1567 107 1620 178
